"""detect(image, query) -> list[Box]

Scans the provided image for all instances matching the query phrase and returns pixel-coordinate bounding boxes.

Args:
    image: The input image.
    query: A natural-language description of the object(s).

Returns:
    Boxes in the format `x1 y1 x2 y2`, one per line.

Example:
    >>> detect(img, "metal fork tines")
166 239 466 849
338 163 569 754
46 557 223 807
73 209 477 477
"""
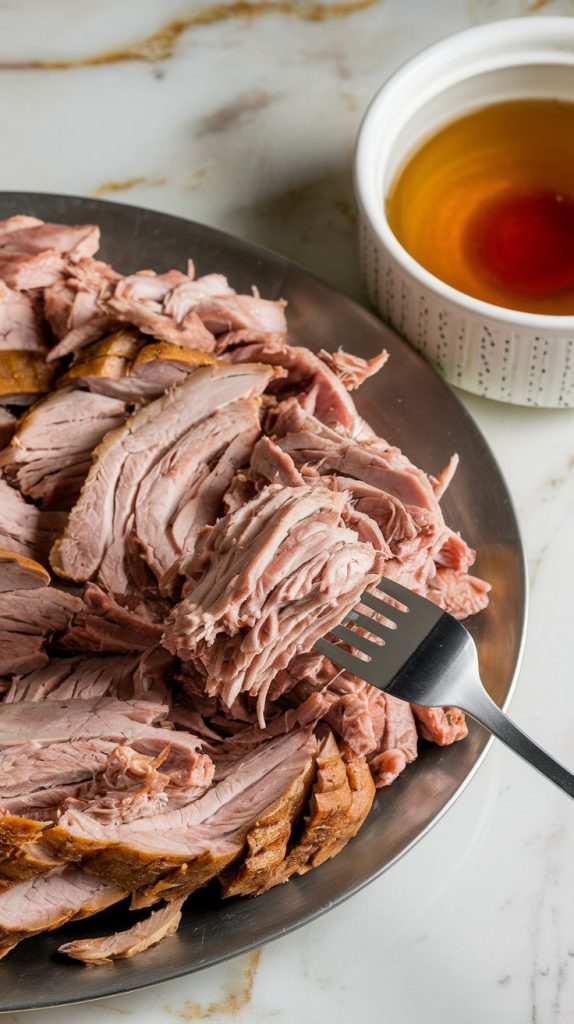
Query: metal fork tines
314 576 574 799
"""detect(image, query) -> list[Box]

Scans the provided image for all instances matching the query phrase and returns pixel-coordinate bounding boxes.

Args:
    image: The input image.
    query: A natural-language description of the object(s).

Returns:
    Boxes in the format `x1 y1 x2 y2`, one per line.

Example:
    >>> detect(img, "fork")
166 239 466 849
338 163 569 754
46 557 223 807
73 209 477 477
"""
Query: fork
314 577 574 798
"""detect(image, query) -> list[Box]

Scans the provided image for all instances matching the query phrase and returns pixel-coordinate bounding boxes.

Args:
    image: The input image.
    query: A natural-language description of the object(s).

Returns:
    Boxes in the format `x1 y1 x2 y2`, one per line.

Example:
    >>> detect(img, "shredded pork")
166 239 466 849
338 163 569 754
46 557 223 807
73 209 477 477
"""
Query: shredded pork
0 215 489 964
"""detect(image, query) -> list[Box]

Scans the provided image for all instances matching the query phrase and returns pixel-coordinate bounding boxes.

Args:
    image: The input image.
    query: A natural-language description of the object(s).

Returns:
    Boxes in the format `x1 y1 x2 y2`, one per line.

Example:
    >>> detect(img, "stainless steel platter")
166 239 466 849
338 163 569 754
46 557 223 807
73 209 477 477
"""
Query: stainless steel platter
0 194 527 1011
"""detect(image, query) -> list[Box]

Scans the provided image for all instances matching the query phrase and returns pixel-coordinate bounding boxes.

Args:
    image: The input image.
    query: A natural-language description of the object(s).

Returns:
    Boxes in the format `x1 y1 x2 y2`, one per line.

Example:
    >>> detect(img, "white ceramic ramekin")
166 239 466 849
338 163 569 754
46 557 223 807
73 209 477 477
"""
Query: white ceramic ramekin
354 17 574 408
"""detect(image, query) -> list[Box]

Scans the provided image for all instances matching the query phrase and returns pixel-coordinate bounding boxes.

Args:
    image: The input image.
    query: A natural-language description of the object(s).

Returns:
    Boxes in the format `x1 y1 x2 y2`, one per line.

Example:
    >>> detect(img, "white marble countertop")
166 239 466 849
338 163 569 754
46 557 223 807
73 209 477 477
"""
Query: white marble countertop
1 1 573 1021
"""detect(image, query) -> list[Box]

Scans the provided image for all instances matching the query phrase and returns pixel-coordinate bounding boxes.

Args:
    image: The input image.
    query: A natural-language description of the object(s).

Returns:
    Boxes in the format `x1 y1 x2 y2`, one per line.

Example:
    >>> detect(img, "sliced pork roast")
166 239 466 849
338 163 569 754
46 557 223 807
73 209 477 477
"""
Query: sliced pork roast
134 398 262 582
317 348 389 390
227 340 365 436
105 270 217 352
0 556 82 676
1 653 141 704
0 350 55 406
60 332 216 402
0 696 212 878
51 363 276 598
0 389 127 509
0 216 100 291
0 869 124 958
47 263 286 363
59 895 185 964
0 216 490 963
80 729 320 899
0 548 50 591
0 281 47 352
107 270 287 353
60 584 164 653
220 748 316 897
163 483 386 721
43 257 120 361
0 697 168 748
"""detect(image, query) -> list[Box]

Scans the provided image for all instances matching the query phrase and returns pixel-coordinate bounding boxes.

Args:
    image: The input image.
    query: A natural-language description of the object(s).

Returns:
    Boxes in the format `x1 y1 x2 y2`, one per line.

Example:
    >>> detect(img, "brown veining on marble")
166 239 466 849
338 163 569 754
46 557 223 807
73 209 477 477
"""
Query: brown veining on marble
0 1 379 70
165 948 262 1019
92 176 167 197
197 90 277 136
185 168 207 191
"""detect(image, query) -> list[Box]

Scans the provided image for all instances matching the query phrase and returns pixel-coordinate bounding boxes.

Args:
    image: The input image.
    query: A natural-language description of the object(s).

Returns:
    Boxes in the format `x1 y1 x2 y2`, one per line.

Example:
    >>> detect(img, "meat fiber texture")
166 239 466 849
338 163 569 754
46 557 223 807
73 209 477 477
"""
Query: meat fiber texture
0 215 490 964
163 483 387 725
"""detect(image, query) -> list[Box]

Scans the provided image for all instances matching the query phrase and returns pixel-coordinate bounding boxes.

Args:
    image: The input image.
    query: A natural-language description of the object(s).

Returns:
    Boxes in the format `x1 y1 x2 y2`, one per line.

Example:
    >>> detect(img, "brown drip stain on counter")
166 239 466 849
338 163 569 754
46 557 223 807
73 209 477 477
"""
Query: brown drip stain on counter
0 0 378 70
92 176 167 197
165 948 262 1020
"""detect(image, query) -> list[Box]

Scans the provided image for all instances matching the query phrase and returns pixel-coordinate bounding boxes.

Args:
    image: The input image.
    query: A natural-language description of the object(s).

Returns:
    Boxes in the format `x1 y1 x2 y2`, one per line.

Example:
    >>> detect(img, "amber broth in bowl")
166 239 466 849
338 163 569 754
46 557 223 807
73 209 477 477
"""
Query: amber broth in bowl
386 99 574 315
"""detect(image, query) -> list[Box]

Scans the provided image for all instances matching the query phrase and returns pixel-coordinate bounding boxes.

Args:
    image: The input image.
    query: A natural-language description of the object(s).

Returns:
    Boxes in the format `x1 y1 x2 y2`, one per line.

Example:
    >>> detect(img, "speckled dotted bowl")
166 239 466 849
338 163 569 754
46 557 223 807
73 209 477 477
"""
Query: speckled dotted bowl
354 17 574 408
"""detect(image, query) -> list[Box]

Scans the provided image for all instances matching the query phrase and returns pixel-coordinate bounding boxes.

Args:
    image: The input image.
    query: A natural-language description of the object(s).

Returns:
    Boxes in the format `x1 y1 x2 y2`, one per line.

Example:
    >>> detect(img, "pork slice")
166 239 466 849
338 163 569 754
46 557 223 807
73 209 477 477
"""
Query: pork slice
127 343 215 396
193 293 287 344
284 652 387 758
273 402 440 514
3 654 141 704
0 282 46 351
368 695 418 787
0 634 49 677
323 475 419 556
50 363 276 597
317 348 389 390
248 435 304 487
0 816 47 847
65 340 216 402
50 730 317 893
0 216 43 239
60 584 164 653
0 729 203 836
60 327 140 369
59 742 214 829
0 593 63 635
220 753 316 897
426 566 490 620
0 472 67 562
1 785 89 821
0 350 55 405
0 252 66 291
430 454 459 500
106 270 217 352
258 732 375 889
0 218 99 260
0 585 83 676
0 868 124 958
0 549 50 592
0 738 116 800
59 895 185 963
131 647 174 703
0 697 168 749
0 842 63 888
45 259 121 362
163 274 234 319
164 483 385 717
411 705 468 745
434 529 476 572
0 389 127 509
0 220 100 292
227 340 362 434
134 399 261 581
0 408 16 447
2 658 82 703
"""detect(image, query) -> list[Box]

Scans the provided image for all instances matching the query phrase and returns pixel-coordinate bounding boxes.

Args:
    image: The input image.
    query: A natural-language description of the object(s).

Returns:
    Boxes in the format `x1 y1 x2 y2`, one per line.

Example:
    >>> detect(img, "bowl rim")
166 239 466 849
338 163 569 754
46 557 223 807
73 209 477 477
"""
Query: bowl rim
354 15 574 332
